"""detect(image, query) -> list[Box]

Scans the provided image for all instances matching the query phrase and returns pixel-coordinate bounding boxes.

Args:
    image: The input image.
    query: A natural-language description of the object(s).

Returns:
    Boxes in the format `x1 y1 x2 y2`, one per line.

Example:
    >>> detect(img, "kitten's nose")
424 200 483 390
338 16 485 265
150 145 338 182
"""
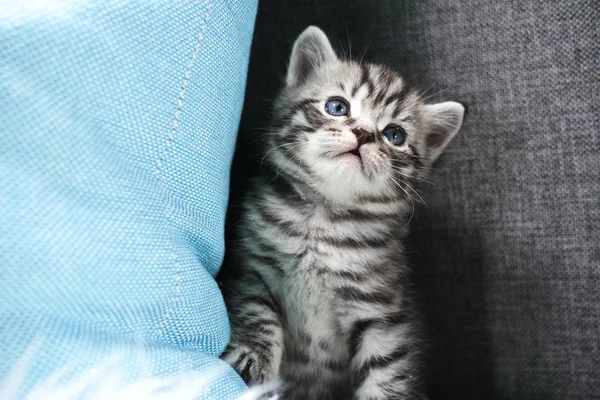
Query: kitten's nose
352 127 375 147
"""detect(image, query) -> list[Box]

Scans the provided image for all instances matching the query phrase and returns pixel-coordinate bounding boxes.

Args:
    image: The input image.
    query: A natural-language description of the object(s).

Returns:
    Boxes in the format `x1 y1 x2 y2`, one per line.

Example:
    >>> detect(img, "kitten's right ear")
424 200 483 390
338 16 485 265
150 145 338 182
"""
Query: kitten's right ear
423 101 465 162
286 26 338 87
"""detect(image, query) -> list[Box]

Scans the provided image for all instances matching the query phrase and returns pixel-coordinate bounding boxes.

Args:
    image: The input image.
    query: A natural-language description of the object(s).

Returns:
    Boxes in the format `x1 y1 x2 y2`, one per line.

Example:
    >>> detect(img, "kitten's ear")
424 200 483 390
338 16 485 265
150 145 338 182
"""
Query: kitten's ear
286 26 338 87
423 101 465 162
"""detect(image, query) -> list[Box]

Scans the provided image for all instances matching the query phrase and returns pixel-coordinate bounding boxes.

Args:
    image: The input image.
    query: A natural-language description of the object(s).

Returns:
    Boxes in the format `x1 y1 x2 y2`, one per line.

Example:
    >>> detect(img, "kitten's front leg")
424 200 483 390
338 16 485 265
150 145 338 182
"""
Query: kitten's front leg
349 311 417 400
221 271 284 384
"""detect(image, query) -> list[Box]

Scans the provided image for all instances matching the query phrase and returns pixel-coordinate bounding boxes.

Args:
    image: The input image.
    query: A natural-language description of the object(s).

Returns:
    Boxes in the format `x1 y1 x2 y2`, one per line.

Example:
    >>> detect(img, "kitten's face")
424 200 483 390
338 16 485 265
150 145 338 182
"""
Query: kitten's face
266 27 464 207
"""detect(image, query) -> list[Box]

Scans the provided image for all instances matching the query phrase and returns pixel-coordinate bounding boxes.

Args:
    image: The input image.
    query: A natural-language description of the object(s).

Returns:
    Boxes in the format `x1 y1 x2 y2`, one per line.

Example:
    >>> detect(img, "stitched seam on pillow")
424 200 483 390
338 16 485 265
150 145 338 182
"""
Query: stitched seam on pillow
152 0 214 184
154 0 214 339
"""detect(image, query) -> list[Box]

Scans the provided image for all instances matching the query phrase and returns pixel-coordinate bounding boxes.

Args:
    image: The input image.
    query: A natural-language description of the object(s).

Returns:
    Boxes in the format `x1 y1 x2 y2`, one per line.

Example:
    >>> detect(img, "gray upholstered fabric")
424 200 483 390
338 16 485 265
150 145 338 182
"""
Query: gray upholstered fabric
227 1 599 398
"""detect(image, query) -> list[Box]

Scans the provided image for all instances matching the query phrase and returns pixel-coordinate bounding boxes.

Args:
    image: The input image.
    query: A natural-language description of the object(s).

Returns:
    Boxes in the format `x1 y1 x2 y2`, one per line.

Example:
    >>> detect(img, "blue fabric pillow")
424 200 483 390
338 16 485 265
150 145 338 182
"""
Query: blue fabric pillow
0 1 256 398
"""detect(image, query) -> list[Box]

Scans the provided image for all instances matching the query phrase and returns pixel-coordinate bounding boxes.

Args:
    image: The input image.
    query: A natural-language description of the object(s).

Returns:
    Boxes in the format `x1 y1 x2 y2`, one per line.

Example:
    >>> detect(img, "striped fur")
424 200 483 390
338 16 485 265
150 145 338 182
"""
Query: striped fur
222 26 464 400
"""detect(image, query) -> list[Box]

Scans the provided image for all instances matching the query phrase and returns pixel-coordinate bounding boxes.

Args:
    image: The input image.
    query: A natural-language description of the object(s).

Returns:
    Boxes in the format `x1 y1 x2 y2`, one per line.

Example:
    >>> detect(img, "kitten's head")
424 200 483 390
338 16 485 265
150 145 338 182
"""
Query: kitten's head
266 26 464 207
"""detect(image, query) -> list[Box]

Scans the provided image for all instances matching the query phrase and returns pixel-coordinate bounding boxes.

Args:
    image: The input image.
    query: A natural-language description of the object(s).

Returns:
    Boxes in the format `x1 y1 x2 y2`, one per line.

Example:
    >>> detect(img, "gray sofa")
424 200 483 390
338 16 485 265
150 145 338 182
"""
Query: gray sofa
227 1 599 398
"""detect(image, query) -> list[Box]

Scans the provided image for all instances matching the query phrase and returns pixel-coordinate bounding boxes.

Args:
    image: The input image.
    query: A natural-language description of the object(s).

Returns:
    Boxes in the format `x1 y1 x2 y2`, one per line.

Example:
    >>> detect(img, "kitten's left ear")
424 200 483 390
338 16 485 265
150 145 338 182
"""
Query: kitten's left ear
286 26 339 87
423 101 465 162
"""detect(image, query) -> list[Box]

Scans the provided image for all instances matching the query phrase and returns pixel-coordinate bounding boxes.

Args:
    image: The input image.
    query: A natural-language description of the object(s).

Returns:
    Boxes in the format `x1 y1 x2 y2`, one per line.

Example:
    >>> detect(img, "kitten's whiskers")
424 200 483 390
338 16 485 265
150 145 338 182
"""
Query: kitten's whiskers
390 166 432 184
387 168 427 206
383 172 416 224
421 87 450 103
261 141 299 168
358 43 371 67
271 143 303 182
345 28 352 60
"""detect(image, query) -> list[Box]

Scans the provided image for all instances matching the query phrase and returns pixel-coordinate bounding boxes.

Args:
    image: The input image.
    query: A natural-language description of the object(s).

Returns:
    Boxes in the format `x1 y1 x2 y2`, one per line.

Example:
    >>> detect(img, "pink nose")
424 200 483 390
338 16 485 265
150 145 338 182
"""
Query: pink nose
352 127 375 147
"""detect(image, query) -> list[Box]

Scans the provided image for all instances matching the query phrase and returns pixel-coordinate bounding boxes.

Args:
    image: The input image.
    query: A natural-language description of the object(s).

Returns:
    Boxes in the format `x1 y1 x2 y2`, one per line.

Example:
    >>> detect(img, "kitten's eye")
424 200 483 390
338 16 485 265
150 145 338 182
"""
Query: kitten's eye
325 98 349 116
383 126 406 146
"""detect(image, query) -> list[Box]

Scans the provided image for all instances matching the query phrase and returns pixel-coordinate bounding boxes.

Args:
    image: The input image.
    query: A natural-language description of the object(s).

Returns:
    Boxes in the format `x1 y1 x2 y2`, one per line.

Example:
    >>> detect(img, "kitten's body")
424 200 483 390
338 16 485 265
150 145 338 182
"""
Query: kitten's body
222 27 464 400
227 179 413 399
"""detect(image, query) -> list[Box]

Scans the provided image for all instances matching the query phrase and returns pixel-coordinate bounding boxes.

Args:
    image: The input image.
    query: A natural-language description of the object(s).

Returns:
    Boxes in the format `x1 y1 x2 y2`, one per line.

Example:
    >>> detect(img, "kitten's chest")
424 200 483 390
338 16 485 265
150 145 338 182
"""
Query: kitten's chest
268 206 396 278
281 249 339 321
281 250 349 361
262 205 399 365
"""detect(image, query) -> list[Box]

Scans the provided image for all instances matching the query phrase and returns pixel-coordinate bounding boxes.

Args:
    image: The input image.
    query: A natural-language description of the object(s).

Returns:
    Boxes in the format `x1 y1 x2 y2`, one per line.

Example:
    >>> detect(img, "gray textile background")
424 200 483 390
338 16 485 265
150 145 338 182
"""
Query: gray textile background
226 1 599 398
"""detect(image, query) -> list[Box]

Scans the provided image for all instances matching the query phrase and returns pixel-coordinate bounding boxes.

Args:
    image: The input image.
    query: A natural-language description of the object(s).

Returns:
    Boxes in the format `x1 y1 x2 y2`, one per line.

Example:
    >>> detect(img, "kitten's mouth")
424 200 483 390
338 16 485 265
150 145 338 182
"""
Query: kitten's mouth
348 147 361 159
336 146 363 167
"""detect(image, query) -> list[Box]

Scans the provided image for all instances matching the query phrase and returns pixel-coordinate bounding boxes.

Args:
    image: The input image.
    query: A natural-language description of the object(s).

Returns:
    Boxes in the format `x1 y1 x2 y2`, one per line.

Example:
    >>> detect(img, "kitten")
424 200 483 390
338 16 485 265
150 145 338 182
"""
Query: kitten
222 26 464 400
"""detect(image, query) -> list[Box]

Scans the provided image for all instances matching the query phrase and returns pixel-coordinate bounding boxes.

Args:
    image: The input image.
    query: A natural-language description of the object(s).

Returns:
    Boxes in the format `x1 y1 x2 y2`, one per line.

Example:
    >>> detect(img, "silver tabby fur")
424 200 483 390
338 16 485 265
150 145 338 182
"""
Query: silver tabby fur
222 26 465 400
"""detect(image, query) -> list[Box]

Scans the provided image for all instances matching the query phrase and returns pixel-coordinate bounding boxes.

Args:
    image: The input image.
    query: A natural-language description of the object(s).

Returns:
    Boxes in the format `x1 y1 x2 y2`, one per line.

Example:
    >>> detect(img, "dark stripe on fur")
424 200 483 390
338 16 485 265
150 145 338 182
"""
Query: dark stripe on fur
243 320 277 336
323 357 346 370
366 80 376 98
356 194 399 204
355 346 411 383
352 64 370 97
290 98 319 113
321 235 388 249
350 312 409 354
328 208 392 222
319 340 333 352
264 174 306 207
344 117 358 126
244 269 282 311
384 88 408 108
231 351 248 371
278 98 319 125
334 286 394 304
373 88 388 106
314 266 366 283
298 330 313 346
408 144 422 167
350 318 378 353
258 207 303 237
237 294 278 312
248 252 283 272
286 345 311 364
302 104 326 127
385 311 409 326
289 124 317 134
239 358 254 383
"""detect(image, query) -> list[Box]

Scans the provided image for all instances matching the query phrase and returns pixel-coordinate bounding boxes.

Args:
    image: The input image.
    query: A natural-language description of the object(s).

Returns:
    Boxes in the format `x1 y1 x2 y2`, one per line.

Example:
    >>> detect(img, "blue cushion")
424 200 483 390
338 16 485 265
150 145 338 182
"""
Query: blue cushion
0 1 257 397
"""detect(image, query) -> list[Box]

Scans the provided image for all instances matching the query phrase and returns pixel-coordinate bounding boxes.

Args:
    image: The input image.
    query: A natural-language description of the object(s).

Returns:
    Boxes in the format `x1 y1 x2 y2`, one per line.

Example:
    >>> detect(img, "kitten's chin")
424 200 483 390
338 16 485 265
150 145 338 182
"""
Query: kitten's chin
336 151 362 166
310 156 389 206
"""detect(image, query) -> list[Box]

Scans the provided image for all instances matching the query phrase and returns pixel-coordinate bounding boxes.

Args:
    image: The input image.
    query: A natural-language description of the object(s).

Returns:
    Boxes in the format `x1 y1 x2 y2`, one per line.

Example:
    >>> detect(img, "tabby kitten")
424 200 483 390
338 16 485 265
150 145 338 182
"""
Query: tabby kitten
222 26 464 400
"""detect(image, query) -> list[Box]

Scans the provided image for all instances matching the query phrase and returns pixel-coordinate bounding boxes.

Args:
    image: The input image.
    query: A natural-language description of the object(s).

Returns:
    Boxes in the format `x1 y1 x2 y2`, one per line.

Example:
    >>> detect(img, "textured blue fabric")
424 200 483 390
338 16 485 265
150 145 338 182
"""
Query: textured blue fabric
0 1 256 398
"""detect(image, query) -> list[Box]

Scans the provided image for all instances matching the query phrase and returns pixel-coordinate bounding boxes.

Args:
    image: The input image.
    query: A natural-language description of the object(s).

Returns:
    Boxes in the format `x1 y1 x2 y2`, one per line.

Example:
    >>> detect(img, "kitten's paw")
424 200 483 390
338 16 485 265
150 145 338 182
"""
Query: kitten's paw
221 343 273 384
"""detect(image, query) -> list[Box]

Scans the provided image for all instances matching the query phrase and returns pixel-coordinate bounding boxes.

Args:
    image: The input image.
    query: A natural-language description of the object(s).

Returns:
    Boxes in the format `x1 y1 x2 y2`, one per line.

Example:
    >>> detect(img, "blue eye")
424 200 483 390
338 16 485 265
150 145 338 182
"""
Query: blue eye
325 98 349 116
383 126 406 146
